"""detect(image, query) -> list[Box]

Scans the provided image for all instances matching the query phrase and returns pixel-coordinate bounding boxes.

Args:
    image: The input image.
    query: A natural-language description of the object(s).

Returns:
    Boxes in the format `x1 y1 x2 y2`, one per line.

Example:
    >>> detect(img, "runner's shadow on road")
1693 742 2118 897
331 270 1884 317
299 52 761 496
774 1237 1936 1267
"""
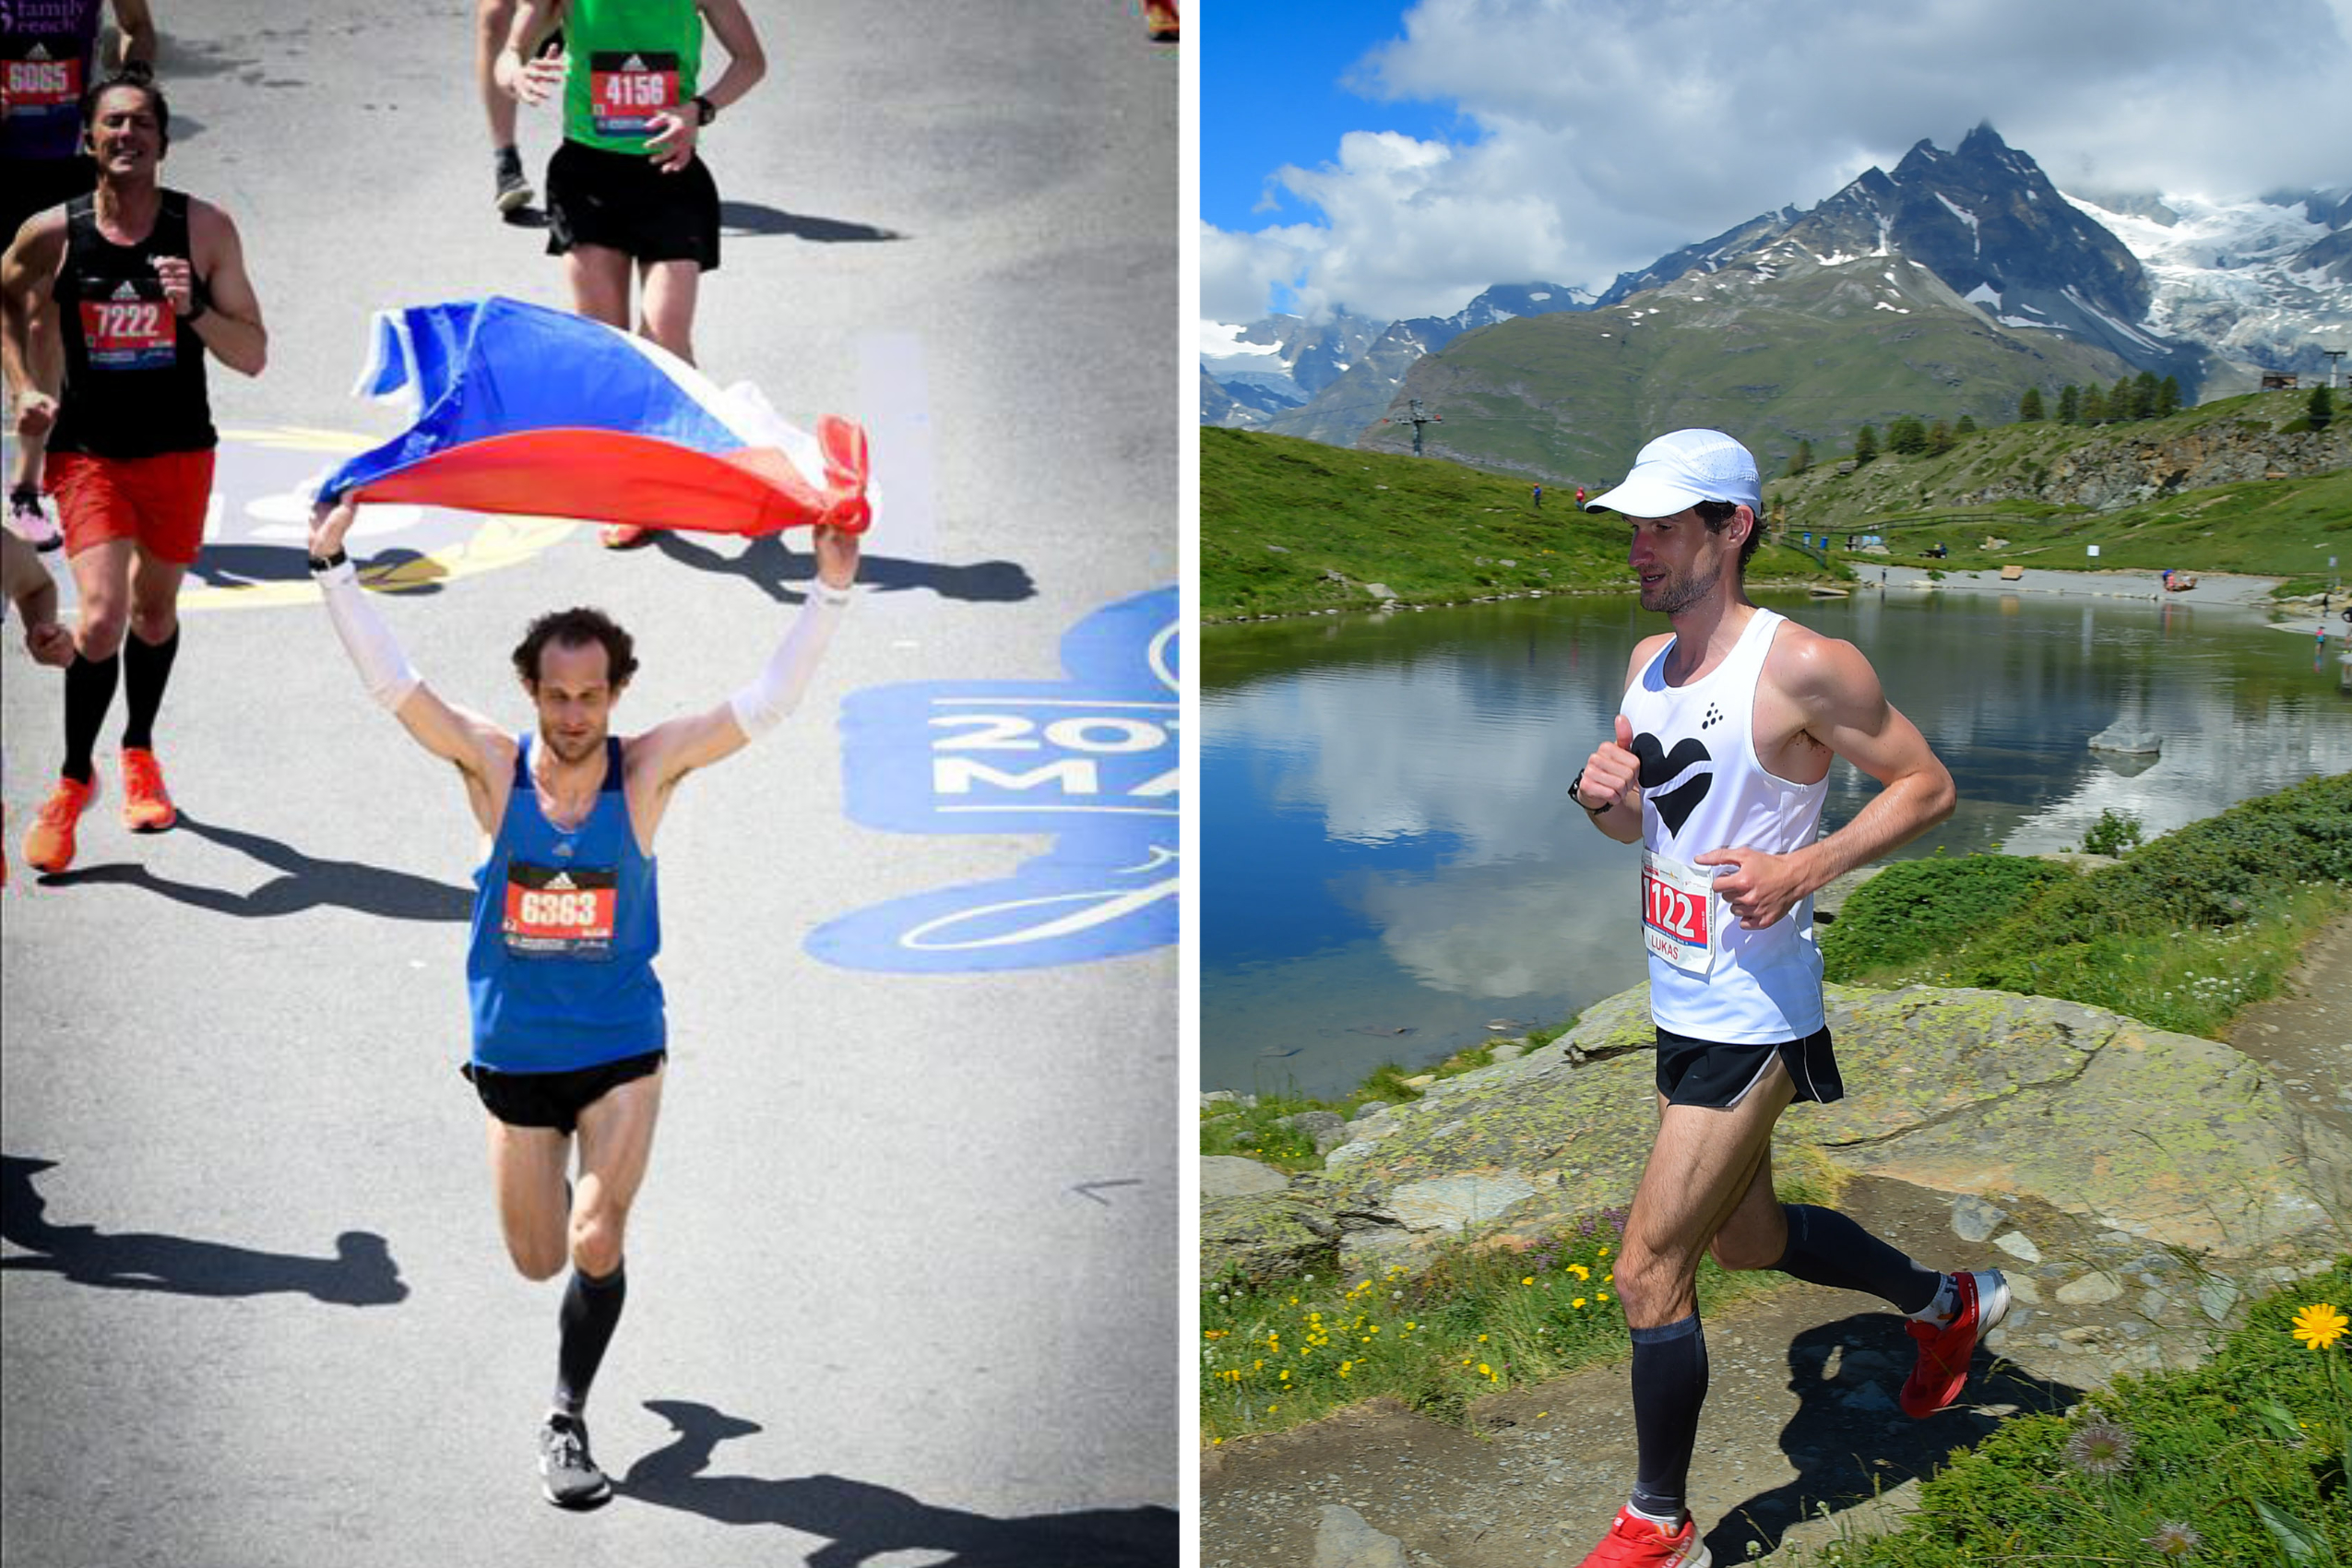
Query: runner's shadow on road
38 813 470 921
621 1399 1177 1566
1706 1313 2085 1561
0 1156 408 1306
719 201 904 243
647 530 1035 604
188 545 448 597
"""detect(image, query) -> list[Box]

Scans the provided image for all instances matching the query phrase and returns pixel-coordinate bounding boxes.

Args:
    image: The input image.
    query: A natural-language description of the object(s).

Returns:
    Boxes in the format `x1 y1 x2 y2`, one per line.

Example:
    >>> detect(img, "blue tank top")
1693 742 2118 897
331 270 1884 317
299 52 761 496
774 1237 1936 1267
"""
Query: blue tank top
466 734 664 1072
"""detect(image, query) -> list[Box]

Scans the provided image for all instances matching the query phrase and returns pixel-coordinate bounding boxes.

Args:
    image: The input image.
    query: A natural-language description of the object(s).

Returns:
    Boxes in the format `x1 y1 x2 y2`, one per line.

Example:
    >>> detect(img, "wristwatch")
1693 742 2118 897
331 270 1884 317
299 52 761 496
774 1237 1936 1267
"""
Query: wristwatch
692 94 717 127
1567 766 1610 814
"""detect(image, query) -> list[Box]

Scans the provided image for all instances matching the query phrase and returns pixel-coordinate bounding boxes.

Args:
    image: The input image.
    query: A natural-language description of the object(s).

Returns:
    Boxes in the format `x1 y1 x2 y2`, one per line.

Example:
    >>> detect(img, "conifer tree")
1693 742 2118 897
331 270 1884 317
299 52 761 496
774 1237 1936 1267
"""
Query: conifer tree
2313 385 2337 431
1930 419 1954 455
1954 413 1978 436
2018 386 2045 422
1787 439 1813 476
2082 384 2107 423
2134 371 2160 420
2111 374 2138 421
1855 424 1879 462
2057 385 2081 422
2157 375 2181 417
1888 416 1929 455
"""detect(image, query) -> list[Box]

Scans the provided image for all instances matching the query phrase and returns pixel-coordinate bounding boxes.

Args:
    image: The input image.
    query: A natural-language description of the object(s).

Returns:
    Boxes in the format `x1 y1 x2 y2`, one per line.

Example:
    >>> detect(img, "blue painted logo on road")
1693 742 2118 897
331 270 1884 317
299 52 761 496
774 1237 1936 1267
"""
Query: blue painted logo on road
809 588 1177 971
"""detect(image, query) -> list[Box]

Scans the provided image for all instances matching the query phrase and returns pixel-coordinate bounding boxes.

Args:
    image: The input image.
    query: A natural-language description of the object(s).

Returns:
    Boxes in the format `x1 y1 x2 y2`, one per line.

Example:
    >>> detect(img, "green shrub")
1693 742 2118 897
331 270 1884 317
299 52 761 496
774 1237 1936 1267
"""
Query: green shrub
1822 854 2073 980
2081 806 2144 857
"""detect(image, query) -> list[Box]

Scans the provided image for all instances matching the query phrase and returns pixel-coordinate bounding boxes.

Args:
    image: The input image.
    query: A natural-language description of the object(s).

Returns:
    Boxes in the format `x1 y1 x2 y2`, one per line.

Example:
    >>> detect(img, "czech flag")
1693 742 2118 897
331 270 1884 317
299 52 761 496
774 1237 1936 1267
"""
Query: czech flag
317 296 871 535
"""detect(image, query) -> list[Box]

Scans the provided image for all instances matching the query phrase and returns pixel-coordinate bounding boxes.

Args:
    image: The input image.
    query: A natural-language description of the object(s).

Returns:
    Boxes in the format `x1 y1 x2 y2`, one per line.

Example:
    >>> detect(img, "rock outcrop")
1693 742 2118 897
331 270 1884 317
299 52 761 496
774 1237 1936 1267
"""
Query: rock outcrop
1201 983 2352 1286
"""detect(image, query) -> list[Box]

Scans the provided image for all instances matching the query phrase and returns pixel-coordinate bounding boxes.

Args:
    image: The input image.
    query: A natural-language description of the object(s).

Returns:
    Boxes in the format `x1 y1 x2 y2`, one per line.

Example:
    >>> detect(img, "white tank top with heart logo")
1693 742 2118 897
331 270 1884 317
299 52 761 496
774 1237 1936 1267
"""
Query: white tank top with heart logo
1617 607 1828 1043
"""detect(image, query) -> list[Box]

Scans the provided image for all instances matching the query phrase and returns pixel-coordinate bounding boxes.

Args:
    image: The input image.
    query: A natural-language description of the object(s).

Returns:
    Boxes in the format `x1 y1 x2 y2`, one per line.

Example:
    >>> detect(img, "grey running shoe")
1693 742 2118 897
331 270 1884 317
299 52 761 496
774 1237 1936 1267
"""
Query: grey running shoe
6 487 59 552
494 147 534 213
537 1414 611 1507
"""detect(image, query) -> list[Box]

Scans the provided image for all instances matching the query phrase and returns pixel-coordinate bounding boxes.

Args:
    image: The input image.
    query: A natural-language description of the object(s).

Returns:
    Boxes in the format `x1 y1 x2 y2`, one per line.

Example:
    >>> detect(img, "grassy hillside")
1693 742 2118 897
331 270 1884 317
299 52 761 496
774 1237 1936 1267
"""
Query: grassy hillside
1203 428 1837 621
1355 255 2141 482
1765 390 2352 583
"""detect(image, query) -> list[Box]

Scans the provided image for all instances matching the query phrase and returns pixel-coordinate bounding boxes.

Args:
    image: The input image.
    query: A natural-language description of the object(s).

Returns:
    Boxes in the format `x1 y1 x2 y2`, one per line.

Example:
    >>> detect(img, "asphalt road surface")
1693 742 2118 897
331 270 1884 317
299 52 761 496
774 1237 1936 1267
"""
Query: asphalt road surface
2 4 1180 1564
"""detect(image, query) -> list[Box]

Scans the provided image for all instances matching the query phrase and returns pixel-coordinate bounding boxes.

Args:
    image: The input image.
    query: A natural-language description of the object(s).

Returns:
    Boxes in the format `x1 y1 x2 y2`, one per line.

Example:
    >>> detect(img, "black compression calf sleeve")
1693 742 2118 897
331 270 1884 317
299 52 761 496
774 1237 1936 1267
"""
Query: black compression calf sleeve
62 650 121 785
120 626 180 753
1775 1203 1942 1315
553 1262 627 1417
1627 1313 1707 1523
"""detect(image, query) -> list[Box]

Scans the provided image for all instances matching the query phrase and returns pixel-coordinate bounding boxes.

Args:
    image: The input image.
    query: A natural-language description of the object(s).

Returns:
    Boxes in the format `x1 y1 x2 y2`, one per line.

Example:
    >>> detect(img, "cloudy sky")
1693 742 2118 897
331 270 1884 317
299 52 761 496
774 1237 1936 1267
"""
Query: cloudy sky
1202 0 2352 327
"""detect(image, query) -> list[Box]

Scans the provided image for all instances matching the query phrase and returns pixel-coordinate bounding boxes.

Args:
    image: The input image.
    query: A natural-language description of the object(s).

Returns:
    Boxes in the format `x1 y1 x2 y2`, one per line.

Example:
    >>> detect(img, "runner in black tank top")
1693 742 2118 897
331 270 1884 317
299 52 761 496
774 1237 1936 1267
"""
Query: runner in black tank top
2 0 157 553
0 73 266 875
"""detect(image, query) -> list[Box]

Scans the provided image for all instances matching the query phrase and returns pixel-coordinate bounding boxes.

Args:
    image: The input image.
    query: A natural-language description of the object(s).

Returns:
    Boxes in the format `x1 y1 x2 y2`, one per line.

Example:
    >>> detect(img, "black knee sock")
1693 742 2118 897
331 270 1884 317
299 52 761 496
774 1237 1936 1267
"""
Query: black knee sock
120 626 179 753
553 1261 627 1417
1627 1312 1707 1524
1774 1203 1942 1315
62 650 121 785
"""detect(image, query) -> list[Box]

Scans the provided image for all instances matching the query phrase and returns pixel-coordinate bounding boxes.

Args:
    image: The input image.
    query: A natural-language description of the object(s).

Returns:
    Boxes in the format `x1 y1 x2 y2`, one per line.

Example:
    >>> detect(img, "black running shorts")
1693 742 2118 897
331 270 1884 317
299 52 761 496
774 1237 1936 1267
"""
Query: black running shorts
462 1049 667 1133
543 139 720 270
1654 1026 1843 1109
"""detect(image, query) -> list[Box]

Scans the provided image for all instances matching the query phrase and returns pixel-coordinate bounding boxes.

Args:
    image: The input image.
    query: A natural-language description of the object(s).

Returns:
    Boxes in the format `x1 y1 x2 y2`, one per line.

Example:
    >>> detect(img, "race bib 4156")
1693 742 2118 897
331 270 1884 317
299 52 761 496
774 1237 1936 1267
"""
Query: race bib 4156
588 50 680 137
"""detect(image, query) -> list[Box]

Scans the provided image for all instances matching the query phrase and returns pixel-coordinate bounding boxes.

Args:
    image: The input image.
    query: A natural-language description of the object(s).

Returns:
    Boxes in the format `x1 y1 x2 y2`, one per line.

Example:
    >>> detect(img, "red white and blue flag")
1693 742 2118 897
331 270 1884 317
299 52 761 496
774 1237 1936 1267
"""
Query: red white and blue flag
318 296 871 535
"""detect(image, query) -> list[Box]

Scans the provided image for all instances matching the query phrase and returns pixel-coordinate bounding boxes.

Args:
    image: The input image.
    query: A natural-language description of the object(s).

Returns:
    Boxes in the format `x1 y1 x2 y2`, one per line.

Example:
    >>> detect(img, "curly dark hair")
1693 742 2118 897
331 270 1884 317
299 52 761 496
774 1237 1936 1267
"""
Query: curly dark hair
1693 499 1764 570
512 607 640 688
80 73 170 152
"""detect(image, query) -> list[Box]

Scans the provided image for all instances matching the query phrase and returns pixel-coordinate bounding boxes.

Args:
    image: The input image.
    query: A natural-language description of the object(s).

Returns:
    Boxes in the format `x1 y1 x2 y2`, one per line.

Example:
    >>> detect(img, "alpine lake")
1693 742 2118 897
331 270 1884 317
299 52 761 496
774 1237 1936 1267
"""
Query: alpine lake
1203 584 2352 1099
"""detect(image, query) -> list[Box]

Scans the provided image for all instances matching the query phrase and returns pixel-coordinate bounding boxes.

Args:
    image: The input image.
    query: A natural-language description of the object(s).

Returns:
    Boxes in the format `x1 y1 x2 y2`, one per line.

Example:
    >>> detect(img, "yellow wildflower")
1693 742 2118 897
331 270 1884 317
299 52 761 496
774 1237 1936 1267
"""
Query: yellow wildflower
1523 1276 1535 1286
1574 1298 1587 1309
2293 1301 2349 1350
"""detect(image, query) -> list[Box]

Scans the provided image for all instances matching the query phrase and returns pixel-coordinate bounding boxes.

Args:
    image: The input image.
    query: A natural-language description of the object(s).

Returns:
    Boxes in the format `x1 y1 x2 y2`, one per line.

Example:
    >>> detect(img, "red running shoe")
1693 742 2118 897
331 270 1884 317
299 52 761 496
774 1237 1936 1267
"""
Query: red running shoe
1902 1269 2009 1418
1575 1506 1710 1567
23 774 97 873
120 747 178 833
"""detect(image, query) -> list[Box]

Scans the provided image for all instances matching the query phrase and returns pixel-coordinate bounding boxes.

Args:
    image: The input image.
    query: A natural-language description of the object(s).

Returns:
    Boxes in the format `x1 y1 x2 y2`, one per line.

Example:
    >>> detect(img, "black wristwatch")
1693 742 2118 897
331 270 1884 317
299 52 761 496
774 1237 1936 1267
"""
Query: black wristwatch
692 94 717 127
307 547 349 574
1568 766 1610 814
180 293 208 324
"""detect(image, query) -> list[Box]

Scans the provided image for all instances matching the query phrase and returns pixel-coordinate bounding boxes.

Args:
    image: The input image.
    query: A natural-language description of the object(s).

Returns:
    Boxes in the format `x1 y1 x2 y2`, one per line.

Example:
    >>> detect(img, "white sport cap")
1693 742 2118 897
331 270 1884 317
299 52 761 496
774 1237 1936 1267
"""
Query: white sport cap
1583 429 1762 518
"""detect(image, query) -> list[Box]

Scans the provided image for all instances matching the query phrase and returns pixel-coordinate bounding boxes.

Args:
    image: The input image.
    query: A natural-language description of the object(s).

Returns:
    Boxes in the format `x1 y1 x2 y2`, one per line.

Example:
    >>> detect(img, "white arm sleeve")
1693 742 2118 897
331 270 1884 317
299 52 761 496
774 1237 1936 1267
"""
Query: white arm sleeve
728 580 852 739
316 561 422 712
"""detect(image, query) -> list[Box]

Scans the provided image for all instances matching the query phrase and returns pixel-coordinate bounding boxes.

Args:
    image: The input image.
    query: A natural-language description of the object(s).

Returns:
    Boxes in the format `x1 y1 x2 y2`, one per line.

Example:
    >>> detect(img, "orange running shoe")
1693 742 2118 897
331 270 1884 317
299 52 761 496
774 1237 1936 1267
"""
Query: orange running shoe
600 523 651 550
23 774 98 873
120 746 178 833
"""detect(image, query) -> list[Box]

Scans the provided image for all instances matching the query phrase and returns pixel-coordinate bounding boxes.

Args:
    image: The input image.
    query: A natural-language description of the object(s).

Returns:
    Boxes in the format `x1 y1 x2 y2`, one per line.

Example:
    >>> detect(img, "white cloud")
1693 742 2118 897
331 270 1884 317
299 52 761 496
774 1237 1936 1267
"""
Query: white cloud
1213 0 2352 322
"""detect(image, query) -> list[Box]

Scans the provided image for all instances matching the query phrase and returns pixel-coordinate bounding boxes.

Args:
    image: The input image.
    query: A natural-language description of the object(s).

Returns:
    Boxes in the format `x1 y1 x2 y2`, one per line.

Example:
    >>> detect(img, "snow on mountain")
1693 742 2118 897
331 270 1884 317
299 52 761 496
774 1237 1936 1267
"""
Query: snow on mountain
2061 189 2352 386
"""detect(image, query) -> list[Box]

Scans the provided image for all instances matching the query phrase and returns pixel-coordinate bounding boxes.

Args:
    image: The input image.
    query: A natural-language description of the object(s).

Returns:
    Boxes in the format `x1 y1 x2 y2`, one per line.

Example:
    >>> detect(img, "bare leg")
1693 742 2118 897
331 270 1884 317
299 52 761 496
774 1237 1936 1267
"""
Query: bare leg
477 0 520 149
487 1115 571 1281
125 547 185 648
68 537 135 661
564 244 635 330
568 1067 663 1277
635 258 699 365
1619 1059 1798 1329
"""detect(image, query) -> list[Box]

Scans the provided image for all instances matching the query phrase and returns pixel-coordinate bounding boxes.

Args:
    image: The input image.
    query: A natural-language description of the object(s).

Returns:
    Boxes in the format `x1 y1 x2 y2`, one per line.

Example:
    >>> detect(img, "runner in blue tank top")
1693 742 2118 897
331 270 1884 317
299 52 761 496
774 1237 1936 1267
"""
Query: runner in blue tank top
1561 431 1993 1568
305 493 858 1508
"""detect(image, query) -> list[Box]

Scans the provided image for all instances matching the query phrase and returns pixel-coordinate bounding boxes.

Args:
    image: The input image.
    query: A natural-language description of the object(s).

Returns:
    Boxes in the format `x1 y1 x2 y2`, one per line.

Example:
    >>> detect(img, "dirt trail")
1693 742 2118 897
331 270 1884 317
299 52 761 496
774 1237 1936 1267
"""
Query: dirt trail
1202 916 2352 1566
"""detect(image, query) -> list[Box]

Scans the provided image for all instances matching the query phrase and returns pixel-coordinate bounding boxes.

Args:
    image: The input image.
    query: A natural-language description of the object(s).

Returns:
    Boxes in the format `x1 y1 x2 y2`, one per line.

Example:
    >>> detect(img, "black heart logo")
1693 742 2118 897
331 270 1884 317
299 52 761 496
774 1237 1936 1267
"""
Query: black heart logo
1631 732 1713 837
